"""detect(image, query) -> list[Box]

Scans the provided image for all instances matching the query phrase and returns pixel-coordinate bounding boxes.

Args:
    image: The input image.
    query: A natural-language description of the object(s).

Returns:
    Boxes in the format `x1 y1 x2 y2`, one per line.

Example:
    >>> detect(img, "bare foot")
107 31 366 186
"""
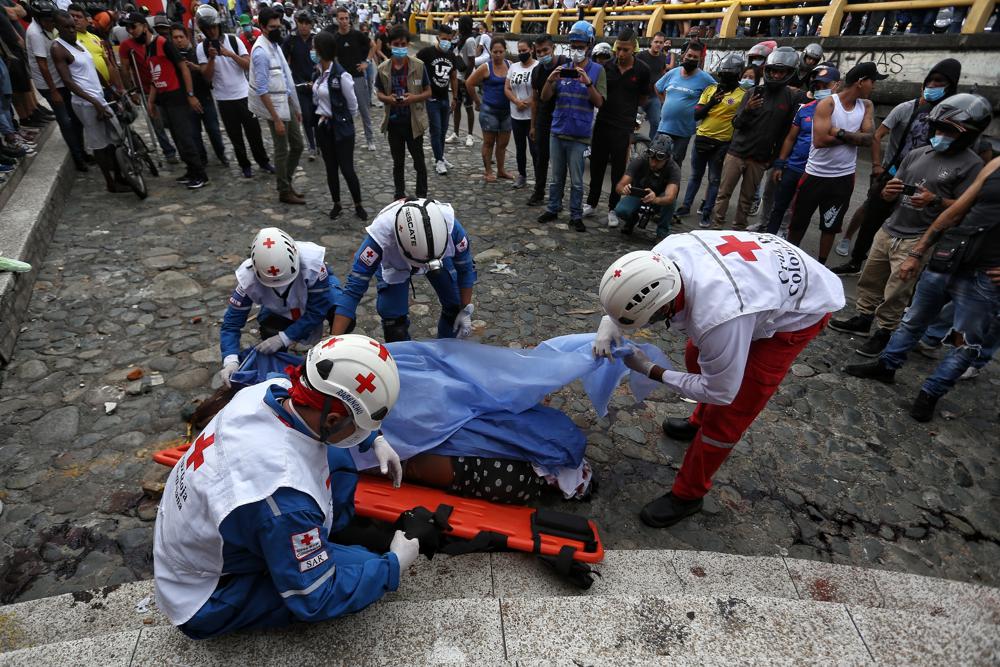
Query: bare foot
484 172 497 182
497 171 514 180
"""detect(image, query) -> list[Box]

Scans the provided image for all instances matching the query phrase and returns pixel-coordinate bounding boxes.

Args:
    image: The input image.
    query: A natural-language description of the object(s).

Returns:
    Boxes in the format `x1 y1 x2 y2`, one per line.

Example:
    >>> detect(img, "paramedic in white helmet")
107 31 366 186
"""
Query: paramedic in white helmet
218 228 346 386
332 197 478 343
592 231 844 527
154 334 419 639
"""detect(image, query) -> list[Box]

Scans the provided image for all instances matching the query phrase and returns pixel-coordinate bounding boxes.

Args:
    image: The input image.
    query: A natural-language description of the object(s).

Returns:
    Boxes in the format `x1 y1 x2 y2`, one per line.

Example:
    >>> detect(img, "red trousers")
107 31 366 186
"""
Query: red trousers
672 315 831 500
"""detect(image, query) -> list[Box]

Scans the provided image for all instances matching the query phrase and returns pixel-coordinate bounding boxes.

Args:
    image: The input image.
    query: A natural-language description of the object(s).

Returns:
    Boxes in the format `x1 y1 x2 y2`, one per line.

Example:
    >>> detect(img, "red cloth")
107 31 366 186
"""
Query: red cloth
672 314 831 500
285 365 347 416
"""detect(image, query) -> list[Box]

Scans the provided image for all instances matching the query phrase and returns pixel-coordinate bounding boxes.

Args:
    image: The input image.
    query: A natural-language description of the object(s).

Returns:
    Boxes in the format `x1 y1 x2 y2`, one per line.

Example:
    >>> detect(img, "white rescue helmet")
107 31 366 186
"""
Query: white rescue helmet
394 198 449 268
304 334 401 432
599 251 682 329
250 227 299 288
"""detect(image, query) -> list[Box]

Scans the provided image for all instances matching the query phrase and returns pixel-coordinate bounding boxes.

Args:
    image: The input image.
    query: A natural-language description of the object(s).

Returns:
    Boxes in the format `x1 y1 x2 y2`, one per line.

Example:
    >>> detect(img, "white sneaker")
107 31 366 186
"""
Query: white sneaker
465 135 474 147
435 160 448 175
959 366 980 381
582 204 595 218
374 100 383 108
607 210 620 228
445 132 459 144
443 158 455 168
367 140 377 152
835 238 851 257
308 148 317 162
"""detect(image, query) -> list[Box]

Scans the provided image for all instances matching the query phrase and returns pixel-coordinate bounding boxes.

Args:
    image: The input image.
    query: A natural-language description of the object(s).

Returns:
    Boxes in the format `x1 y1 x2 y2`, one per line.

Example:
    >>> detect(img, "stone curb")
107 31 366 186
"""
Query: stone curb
0 134 74 365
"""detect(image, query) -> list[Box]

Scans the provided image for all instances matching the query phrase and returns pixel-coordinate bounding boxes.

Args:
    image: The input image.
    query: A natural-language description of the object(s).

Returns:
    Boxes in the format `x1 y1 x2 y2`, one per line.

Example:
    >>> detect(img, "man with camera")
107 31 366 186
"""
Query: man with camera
612 133 680 236
830 93 987 358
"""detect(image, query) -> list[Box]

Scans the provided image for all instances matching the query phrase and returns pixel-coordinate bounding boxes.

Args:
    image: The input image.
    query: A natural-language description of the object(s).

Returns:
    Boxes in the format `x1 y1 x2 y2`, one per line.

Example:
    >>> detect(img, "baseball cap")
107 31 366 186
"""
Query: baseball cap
648 133 673 158
845 61 888 85
238 13 251 25
122 11 145 25
812 65 841 83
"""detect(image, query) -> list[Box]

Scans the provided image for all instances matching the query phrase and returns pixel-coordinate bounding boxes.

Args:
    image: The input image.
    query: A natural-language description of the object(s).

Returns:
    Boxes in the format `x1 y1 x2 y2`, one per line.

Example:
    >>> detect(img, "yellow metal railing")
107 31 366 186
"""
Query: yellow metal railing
409 0 996 39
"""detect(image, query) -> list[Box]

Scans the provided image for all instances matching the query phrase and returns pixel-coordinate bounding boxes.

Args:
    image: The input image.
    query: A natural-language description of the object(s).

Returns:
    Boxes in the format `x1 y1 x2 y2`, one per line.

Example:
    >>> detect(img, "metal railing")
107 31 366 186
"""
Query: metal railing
408 0 996 38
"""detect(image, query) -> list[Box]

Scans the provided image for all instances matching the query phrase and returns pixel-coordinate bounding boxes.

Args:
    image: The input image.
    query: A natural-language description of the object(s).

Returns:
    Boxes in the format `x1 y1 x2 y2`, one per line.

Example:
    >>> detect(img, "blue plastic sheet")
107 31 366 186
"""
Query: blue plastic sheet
231 334 670 470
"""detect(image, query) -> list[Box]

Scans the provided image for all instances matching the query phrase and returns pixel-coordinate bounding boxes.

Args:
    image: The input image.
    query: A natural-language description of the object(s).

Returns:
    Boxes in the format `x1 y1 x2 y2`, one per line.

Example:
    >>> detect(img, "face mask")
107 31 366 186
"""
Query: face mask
242 25 252 34
538 54 552 66
813 88 832 100
391 46 408 59
681 59 698 72
267 28 282 43
134 31 147 43
923 86 946 102
739 78 755 90
570 48 586 64
718 72 738 87
438 39 452 50
310 49 319 64
930 134 954 152
518 51 531 64
750 58 763 67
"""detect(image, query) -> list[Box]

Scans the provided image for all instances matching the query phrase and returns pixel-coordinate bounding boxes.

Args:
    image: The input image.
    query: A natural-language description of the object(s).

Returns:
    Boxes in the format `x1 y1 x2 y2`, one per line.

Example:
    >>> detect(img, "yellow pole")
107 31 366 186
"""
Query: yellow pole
593 7 606 35
511 9 524 33
963 0 997 32
408 12 418 35
645 3 665 38
820 0 850 36
718 0 743 37
546 8 562 35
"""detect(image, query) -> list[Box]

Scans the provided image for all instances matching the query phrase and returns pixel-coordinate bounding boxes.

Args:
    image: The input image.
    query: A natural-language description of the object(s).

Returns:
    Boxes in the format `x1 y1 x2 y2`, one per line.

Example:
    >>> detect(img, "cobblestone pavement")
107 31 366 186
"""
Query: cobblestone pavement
1 121 997 605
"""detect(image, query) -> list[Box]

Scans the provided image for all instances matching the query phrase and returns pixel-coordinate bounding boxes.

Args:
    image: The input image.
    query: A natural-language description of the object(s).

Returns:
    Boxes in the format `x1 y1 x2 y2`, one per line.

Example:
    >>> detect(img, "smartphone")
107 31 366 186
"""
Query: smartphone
560 68 580 79
901 183 917 196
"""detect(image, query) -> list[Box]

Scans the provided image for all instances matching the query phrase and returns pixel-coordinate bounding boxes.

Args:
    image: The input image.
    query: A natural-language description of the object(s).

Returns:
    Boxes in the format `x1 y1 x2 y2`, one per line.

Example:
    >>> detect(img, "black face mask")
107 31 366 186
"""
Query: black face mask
681 59 698 72
134 31 147 43
267 28 282 43
518 51 531 64
718 72 738 89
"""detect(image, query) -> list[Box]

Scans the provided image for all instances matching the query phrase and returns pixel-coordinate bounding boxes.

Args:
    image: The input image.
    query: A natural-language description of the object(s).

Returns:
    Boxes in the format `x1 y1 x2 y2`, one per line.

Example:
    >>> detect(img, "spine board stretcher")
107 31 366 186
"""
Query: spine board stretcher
152 442 605 564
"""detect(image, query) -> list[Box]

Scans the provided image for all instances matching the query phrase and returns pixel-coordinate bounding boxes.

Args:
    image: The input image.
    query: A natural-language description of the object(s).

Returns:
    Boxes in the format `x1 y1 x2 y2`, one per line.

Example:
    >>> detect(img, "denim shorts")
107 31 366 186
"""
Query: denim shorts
479 103 511 133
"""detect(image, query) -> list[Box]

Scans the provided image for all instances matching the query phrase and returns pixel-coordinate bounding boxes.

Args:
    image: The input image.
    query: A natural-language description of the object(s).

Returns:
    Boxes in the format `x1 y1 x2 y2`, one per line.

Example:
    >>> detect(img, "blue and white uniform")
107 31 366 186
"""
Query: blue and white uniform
153 379 398 640
340 200 478 341
220 242 342 364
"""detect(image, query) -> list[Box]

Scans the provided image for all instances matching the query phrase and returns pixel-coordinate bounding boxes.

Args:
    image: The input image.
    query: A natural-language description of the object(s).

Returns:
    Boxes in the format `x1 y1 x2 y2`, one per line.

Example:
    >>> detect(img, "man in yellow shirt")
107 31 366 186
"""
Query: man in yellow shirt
675 53 750 228
68 4 121 89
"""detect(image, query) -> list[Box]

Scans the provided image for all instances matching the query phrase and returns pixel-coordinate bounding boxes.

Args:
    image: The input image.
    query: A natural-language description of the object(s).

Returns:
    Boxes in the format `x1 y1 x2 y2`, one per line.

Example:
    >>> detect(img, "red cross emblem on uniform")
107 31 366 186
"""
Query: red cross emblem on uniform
716 235 761 262
613 269 622 278
355 372 377 393
267 265 280 276
322 337 342 348
262 237 275 249
364 248 376 260
186 433 215 471
300 532 315 546
369 340 390 361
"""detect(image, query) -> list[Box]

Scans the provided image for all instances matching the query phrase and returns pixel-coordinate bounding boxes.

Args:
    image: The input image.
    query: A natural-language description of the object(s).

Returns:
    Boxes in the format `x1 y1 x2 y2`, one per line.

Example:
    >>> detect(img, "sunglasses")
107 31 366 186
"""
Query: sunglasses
646 150 668 160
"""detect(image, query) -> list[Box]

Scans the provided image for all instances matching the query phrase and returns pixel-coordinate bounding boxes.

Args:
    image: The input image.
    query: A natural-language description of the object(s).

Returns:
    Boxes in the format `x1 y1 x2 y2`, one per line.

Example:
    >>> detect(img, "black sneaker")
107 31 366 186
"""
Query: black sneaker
831 260 863 276
355 205 368 220
261 163 276 174
537 210 558 224
186 177 208 189
329 203 343 219
620 221 634 236
241 166 253 178
829 313 873 336
639 492 704 528
910 390 938 422
526 194 545 207
661 417 699 441
175 173 193 184
845 359 895 384
856 328 892 357
675 205 690 216
571 218 586 232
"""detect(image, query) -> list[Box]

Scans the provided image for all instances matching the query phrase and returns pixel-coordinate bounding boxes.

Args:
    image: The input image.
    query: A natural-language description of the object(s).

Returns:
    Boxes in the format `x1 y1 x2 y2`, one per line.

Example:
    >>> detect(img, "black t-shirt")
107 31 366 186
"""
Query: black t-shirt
625 155 681 195
636 50 667 79
531 55 566 124
965 170 1000 270
416 45 457 100
596 59 651 130
282 34 315 85
179 48 212 97
325 27 370 77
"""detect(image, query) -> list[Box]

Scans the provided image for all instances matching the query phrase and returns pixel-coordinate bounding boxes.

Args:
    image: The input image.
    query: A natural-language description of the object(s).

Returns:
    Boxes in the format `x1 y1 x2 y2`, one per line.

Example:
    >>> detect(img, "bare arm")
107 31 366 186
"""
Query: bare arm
870 122 889 173
810 97 838 148
776 123 800 162
465 62 487 104
840 98 876 147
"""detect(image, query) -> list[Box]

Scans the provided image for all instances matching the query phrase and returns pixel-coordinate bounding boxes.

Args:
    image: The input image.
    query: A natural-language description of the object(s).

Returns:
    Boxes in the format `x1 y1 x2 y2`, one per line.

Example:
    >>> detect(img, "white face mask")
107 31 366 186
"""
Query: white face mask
570 48 586 64
328 425 374 449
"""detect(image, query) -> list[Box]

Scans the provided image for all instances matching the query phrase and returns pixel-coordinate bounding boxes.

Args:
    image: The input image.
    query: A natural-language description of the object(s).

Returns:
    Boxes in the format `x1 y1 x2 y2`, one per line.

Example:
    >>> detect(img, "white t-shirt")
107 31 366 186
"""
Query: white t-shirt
507 60 536 120
26 21 61 90
196 36 250 101
358 7 370 22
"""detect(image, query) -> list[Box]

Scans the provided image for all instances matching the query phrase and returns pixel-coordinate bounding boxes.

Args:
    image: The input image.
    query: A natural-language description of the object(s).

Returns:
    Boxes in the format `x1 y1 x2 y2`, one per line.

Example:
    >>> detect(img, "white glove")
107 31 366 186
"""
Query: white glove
453 304 474 339
593 315 623 358
255 331 290 355
389 529 420 571
624 346 656 377
218 356 239 387
372 435 403 487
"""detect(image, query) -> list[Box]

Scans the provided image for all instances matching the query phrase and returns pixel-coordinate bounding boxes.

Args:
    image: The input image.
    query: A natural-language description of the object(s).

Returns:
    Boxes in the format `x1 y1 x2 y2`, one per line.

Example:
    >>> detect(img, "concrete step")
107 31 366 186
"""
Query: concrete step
1 550 997 663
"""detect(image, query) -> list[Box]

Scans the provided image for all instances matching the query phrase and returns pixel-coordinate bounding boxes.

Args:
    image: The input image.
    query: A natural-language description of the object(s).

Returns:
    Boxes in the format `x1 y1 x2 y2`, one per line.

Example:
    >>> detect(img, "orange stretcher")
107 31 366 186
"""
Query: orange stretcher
152 442 605 565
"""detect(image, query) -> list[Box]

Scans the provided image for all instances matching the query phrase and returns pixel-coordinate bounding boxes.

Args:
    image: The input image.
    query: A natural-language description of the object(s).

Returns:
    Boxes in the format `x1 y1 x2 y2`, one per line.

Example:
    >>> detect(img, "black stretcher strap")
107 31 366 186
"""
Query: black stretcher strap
530 508 599 553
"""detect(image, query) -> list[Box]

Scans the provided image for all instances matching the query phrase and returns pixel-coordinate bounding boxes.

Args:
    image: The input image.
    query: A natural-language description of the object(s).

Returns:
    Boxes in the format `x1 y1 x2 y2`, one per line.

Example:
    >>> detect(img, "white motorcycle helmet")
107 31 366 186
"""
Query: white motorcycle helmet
304 334 401 435
250 227 299 288
394 198 449 269
599 251 682 329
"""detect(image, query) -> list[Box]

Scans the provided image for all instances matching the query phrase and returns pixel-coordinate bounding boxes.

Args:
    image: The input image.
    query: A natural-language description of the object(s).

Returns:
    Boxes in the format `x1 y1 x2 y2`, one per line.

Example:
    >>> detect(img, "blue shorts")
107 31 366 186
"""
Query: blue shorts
479 104 511 133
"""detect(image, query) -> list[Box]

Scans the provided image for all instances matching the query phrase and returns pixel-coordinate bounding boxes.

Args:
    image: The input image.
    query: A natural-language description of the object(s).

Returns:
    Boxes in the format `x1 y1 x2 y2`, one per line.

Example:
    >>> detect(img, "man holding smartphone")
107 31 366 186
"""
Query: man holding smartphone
613 133 680 236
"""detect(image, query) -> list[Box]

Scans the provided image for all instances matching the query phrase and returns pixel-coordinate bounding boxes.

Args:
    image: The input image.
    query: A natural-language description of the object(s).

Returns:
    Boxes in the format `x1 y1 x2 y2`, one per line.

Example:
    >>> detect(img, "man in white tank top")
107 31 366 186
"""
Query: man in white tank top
787 61 883 264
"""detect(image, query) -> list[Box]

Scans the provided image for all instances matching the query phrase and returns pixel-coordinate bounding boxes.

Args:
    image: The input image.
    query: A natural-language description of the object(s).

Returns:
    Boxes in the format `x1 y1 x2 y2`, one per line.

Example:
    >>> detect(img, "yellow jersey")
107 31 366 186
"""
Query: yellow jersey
77 31 110 83
695 84 747 143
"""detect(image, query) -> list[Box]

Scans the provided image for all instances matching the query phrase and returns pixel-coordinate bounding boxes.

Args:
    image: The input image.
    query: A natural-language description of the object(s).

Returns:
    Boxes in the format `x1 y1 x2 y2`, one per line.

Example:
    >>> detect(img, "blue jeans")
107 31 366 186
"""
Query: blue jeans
375 262 462 341
766 167 803 233
547 136 588 220
640 96 660 139
0 58 15 136
40 87 86 164
615 194 671 232
796 12 820 35
426 97 451 162
921 302 1000 370
192 92 227 164
881 269 1000 397
682 137 729 219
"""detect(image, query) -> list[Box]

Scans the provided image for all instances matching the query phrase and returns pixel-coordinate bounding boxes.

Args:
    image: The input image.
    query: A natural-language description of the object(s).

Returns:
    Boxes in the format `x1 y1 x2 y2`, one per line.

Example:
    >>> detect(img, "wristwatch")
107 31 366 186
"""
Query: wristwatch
836 128 846 142
187 91 195 97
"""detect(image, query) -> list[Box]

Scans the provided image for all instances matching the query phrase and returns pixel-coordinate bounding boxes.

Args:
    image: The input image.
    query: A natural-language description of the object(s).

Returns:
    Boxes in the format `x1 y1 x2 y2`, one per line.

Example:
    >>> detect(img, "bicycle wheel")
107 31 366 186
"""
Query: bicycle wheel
133 132 159 177
116 144 148 199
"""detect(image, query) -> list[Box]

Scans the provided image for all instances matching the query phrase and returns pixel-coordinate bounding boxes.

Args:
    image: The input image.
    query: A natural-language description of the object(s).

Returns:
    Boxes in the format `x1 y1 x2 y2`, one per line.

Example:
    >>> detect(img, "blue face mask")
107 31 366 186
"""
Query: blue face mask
538 54 553 66
813 88 832 100
391 46 408 59
923 86 946 103
930 134 954 152
438 39 452 51
309 49 319 64
738 78 755 90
